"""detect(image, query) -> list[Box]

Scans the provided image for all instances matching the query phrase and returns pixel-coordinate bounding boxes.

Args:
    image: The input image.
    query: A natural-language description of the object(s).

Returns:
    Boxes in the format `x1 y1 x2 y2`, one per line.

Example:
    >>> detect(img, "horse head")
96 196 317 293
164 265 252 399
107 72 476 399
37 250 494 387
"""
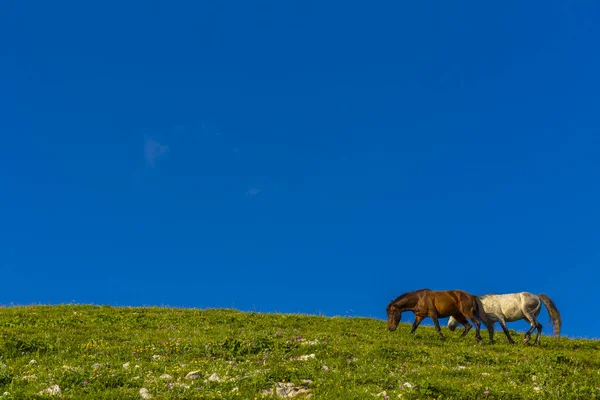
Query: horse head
386 300 402 331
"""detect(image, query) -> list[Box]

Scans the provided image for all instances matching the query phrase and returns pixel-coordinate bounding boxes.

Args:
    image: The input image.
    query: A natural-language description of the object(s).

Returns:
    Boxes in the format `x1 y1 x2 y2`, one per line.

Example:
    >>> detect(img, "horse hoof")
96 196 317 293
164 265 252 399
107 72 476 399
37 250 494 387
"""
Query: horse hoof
509 340 515 345
523 337 530 344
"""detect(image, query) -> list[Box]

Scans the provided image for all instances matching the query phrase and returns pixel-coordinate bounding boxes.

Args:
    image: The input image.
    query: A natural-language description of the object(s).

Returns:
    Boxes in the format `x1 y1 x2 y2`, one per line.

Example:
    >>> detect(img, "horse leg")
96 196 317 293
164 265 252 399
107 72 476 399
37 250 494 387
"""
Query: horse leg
453 314 472 337
525 303 543 345
497 318 515 344
464 313 483 344
410 315 425 334
534 321 543 345
522 315 538 344
430 313 444 340
460 301 483 344
485 320 494 343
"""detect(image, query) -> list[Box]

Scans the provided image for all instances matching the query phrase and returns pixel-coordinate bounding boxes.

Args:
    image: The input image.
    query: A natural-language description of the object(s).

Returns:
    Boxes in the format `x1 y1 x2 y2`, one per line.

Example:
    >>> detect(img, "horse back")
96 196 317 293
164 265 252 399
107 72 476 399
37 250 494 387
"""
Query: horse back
430 290 474 317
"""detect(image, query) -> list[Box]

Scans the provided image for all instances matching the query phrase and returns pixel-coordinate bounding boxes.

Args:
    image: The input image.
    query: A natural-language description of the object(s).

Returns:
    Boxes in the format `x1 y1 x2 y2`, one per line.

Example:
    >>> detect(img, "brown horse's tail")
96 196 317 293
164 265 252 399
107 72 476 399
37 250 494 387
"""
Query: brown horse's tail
538 294 562 336
473 295 493 329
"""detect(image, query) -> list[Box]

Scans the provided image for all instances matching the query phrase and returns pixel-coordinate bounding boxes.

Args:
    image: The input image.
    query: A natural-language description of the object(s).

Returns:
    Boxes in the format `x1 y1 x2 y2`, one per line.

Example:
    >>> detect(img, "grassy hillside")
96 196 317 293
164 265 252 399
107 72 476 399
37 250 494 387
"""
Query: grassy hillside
0 306 598 399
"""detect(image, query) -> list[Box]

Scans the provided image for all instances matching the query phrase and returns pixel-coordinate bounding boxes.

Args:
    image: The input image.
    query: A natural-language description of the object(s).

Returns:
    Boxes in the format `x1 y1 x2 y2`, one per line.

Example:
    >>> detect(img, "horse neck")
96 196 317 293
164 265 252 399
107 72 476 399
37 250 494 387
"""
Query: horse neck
394 296 417 312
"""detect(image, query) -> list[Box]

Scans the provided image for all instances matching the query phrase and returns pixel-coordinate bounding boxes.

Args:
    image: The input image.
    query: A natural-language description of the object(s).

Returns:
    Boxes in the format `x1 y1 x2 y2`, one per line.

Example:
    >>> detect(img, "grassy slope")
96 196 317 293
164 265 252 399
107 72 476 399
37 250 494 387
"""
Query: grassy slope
0 306 598 399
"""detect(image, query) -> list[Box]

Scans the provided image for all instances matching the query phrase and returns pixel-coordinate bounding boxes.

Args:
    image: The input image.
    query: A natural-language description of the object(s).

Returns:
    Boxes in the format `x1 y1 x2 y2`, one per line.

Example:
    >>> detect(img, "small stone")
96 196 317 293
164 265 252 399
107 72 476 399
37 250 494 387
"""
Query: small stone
274 382 312 398
38 385 61 396
296 354 316 361
152 355 162 361
185 371 201 380
160 374 173 381
208 373 221 382
123 362 130 369
533 386 541 391
403 382 413 388
139 388 152 399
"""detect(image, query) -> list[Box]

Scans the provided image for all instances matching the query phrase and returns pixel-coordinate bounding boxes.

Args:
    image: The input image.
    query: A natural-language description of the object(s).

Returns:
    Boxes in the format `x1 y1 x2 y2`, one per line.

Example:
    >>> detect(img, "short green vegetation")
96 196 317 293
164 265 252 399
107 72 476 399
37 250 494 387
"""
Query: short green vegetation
0 305 598 399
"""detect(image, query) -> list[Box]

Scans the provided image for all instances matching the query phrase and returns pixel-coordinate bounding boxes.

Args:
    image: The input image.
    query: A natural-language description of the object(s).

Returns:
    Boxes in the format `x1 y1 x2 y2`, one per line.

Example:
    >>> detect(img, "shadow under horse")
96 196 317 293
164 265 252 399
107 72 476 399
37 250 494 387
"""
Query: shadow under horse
386 288 493 344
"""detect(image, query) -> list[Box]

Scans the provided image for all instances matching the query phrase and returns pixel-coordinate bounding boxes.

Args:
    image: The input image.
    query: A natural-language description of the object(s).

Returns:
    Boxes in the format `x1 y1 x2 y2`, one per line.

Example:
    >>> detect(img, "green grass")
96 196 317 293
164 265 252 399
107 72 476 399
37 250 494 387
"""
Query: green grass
0 305 598 399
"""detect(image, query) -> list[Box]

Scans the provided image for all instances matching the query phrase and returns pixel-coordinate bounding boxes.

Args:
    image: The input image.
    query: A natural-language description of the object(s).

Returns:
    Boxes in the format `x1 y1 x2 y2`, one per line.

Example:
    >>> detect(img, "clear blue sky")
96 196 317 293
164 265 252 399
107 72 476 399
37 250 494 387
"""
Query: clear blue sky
2 2 600 338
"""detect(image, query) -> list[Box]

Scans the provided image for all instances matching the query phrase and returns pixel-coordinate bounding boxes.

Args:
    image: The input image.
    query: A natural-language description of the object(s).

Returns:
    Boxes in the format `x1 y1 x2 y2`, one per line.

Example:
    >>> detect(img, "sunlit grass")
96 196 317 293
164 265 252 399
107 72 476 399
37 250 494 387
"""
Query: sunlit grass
0 305 598 399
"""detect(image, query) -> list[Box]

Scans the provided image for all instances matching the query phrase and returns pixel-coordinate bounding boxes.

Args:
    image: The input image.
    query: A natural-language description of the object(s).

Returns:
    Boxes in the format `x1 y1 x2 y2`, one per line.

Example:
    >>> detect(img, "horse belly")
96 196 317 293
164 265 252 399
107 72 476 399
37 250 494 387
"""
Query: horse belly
501 303 524 322
434 297 459 318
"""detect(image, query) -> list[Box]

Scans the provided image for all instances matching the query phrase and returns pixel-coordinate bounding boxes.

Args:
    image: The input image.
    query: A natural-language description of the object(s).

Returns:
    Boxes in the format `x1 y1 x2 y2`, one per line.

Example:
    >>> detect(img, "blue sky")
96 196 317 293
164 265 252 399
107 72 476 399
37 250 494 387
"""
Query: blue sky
2 1 600 338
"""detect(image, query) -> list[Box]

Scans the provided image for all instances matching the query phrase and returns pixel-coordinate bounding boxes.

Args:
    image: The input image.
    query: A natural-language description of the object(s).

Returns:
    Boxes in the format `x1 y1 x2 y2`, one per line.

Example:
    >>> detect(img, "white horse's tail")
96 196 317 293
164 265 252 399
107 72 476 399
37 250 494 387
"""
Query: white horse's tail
538 294 562 336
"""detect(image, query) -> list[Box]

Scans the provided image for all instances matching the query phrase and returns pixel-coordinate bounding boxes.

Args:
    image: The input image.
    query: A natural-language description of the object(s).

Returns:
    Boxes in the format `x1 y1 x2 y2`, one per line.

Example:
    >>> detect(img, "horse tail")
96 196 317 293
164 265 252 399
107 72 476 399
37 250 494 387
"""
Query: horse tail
538 294 562 336
473 295 493 329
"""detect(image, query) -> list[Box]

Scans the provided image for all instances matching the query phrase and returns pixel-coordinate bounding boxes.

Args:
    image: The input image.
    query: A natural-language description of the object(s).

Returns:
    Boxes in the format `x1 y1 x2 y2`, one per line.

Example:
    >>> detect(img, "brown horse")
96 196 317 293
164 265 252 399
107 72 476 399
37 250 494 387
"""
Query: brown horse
386 288 493 344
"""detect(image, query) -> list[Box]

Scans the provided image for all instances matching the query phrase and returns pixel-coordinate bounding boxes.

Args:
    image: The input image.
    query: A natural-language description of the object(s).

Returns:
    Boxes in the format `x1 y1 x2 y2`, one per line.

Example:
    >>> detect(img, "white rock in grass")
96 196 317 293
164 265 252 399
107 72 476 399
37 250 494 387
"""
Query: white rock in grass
38 385 61 396
185 371 201 380
403 382 413 388
207 373 221 382
139 388 152 399
296 354 316 361
275 382 312 398
152 355 162 361
533 386 541 392
160 374 173 381
123 362 130 369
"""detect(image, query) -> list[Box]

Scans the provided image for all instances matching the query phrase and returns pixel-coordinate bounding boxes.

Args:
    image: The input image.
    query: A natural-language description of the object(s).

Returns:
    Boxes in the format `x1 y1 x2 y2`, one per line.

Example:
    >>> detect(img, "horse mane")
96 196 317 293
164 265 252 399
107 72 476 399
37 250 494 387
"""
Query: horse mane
390 288 431 304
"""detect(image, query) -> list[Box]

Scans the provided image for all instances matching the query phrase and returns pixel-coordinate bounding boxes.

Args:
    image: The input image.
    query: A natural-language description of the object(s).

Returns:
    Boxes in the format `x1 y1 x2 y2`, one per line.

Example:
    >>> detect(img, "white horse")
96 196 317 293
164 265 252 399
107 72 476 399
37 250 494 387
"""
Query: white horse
447 292 561 344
